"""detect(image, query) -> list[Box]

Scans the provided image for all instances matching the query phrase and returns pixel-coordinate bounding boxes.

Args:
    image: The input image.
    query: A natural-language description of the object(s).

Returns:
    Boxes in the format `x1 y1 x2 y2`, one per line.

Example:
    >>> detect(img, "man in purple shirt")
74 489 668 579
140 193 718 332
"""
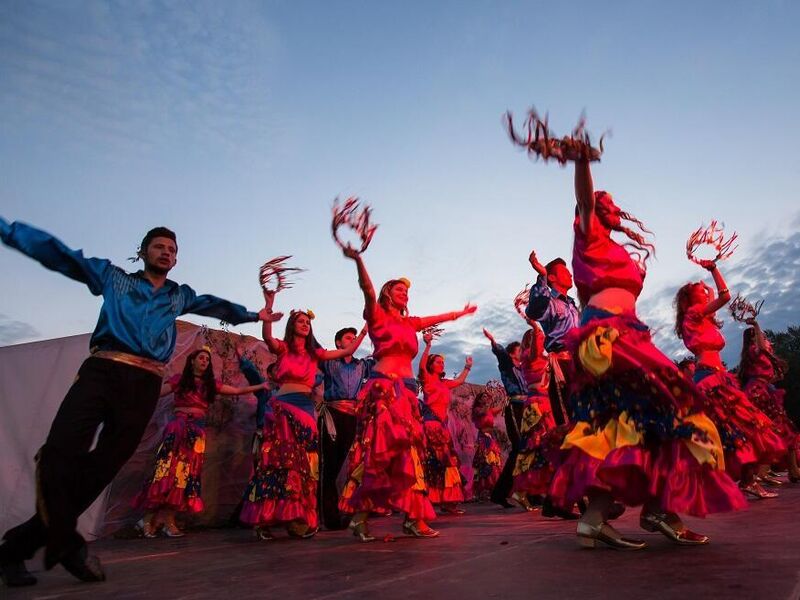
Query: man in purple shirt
0 220 267 587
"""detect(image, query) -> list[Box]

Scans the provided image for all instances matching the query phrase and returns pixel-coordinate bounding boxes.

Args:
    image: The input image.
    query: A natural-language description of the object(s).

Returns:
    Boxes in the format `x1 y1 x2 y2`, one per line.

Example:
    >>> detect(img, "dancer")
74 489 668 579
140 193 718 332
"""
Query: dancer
739 320 800 482
418 331 471 514
240 298 365 539
337 241 476 542
526 251 581 426
471 391 503 501
0 220 267 587
135 348 268 538
318 327 374 530
507 113 746 549
482 328 527 508
675 266 787 498
510 324 558 512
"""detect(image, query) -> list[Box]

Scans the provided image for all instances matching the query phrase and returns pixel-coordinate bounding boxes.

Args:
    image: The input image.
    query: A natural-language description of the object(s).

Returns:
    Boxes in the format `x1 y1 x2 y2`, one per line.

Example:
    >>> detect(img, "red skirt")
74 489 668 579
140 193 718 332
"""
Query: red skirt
696 370 787 478
339 375 436 522
548 308 746 517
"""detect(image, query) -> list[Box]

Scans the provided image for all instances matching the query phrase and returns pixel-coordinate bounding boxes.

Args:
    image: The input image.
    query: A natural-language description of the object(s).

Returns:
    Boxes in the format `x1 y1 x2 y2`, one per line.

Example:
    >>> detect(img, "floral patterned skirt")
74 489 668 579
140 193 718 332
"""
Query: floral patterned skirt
423 417 465 505
472 429 502 497
512 392 559 497
240 394 319 529
133 412 206 513
744 377 799 464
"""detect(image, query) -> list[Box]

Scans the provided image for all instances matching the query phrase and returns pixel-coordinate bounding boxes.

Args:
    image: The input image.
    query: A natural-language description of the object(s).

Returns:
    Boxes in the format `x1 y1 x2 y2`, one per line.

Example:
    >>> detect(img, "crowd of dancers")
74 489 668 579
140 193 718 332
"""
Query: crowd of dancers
1 109 798 588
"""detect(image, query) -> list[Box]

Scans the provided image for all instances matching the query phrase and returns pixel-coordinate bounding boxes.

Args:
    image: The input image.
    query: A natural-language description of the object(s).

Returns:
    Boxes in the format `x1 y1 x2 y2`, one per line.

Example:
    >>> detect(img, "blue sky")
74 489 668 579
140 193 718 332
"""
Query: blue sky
1 1 799 382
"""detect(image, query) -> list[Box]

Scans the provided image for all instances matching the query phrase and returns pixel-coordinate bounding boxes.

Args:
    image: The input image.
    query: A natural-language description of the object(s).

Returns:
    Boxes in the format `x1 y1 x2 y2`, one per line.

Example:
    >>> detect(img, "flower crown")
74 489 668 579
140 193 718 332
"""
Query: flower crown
290 309 315 320
200 345 213 354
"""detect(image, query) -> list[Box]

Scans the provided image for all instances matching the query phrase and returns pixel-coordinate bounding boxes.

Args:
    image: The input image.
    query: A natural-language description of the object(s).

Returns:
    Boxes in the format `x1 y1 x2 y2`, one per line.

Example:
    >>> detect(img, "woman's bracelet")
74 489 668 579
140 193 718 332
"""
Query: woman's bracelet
718 288 729 295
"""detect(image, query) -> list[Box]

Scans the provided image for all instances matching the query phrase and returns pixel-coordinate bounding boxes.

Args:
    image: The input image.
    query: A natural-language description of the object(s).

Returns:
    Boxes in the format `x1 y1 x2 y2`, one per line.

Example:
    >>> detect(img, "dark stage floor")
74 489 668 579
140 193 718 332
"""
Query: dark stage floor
5 485 800 600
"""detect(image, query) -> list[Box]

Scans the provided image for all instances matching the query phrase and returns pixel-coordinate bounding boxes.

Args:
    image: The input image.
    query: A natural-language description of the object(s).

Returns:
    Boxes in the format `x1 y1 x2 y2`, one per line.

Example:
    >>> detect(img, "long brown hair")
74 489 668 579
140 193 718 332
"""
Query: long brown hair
674 282 722 339
739 327 787 383
594 191 656 272
284 311 322 355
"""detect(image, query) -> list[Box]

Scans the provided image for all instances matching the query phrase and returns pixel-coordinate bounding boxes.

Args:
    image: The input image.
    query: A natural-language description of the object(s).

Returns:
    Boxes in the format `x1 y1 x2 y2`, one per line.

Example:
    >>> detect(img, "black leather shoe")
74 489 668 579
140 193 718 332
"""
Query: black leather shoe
0 560 37 587
60 546 106 583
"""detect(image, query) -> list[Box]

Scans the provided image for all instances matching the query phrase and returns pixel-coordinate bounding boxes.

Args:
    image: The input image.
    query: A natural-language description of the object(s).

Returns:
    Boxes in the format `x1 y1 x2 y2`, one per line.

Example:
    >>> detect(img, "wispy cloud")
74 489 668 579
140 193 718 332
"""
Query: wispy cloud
418 291 531 384
0 0 280 158
641 221 800 367
0 313 39 345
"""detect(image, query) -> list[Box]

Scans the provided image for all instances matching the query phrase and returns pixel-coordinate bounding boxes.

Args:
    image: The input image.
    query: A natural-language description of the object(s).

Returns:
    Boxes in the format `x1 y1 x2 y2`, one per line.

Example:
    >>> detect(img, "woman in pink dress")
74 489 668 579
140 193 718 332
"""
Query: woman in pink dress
545 155 746 550
136 347 268 537
240 298 365 539
676 271 787 499
510 324 558 509
418 332 472 514
338 246 476 542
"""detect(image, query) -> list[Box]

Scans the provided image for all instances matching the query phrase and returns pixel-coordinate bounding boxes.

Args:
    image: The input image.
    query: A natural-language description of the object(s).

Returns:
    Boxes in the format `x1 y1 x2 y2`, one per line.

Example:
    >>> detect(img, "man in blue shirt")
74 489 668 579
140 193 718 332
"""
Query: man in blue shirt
0 220 267 587
526 251 580 426
525 251 583 520
317 326 371 530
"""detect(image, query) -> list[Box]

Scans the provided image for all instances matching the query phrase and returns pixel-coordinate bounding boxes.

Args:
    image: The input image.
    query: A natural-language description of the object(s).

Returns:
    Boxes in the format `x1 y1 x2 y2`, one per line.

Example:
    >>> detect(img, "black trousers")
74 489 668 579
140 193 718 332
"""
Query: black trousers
0 357 161 566
317 408 357 530
490 402 525 503
548 356 574 427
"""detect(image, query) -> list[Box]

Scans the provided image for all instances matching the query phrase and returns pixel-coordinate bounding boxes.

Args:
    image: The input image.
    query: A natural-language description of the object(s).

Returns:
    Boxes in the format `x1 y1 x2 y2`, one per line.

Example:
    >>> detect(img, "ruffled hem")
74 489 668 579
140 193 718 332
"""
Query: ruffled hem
134 482 204 513
698 372 787 469
512 468 554 496
239 499 318 528
549 441 746 517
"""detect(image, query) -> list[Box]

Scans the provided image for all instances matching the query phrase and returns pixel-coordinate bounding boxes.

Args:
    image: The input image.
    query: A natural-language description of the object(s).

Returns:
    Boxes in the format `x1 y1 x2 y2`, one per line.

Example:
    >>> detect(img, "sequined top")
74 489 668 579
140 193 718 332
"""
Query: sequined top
169 374 221 413
572 214 645 307
366 303 423 362
271 340 326 388
681 306 726 356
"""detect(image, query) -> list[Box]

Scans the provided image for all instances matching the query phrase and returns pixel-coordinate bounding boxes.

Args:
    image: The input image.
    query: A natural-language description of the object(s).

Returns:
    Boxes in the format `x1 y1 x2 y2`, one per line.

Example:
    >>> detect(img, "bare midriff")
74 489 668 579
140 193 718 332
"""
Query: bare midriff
375 356 415 379
696 350 724 371
277 383 313 397
587 287 637 314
